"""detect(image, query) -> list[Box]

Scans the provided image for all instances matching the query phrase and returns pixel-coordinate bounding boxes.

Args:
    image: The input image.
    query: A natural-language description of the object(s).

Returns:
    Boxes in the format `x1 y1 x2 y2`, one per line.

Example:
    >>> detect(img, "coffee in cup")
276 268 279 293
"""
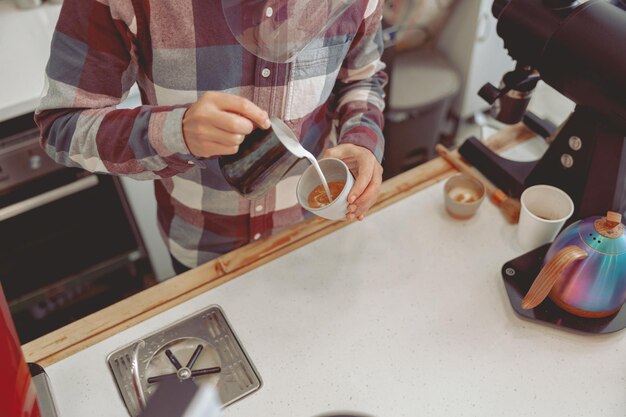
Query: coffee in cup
307 181 346 209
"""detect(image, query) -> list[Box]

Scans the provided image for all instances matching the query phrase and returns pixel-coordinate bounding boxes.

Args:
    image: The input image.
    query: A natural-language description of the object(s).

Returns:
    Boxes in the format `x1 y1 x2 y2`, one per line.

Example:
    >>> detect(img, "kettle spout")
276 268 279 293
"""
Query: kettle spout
522 245 588 310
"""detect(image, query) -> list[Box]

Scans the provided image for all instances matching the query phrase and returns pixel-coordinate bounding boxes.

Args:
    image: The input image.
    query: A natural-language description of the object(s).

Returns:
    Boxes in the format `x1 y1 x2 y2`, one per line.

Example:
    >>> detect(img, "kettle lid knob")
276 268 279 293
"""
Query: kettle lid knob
605 211 622 228
594 211 624 238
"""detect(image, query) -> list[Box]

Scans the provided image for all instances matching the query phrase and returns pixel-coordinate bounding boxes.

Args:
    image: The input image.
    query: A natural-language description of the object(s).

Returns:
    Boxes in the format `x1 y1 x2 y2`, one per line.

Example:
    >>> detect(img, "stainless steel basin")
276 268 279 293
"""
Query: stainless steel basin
107 305 261 416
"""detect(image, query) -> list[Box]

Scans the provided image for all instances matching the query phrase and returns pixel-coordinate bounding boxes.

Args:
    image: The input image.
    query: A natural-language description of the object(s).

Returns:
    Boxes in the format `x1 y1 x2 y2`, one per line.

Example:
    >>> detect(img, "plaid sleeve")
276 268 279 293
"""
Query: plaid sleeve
34 0 197 180
334 0 388 163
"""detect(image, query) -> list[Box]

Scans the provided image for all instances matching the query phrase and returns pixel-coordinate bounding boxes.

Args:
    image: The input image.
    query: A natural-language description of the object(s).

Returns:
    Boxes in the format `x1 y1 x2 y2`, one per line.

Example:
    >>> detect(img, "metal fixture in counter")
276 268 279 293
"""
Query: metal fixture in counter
107 305 260 416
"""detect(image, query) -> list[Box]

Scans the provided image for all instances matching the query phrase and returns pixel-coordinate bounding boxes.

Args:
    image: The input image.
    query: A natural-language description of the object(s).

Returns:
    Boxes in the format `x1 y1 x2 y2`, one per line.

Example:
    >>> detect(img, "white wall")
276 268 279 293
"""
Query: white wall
437 0 514 120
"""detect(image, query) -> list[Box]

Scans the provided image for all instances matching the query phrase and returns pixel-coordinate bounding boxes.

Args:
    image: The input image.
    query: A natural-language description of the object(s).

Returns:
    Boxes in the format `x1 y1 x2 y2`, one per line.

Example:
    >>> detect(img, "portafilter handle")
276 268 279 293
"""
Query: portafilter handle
478 66 541 124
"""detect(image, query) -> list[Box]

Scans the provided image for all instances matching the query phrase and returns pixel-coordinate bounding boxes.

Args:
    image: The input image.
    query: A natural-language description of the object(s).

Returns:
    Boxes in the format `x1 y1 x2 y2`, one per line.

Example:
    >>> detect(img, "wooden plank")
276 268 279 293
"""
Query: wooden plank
22 124 534 366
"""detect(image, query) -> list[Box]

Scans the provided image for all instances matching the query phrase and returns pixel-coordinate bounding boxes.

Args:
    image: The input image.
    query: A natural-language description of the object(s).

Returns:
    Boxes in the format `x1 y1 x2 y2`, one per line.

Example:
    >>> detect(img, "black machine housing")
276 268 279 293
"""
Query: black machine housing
459 0 626 219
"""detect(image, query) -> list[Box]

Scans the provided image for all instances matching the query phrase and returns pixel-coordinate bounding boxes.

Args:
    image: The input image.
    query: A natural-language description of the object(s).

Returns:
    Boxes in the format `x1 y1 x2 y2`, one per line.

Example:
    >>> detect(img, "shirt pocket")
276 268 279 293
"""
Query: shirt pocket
285 38 352 121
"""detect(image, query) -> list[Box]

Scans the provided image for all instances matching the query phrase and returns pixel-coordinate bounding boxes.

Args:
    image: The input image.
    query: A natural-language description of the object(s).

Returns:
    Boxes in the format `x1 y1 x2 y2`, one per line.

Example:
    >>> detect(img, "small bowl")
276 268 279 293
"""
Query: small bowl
443 173 486 220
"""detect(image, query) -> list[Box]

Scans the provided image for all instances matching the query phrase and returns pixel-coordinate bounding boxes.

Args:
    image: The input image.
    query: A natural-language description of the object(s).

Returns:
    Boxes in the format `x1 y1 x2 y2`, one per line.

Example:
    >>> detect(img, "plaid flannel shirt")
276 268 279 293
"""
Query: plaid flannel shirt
36 0 387 268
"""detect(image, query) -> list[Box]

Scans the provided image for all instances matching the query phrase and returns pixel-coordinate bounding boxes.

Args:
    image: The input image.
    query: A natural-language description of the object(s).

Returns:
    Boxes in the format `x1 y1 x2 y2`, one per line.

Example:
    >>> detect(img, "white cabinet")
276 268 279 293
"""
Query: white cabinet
437 0 514 120
0 1 61 122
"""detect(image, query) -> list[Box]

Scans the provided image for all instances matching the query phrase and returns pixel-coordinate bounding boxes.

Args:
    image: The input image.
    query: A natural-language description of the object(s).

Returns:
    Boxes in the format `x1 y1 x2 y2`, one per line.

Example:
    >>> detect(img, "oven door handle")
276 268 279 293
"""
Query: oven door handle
0 175 99 221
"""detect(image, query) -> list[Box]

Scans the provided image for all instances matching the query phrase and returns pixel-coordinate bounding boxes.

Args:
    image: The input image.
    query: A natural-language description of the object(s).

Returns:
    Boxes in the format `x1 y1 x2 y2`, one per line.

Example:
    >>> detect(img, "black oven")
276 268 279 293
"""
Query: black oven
0 113 155 343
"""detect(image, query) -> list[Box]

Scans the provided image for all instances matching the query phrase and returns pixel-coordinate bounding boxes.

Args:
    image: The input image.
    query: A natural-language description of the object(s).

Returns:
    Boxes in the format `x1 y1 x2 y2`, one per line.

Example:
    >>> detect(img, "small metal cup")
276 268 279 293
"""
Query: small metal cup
444 173 486 220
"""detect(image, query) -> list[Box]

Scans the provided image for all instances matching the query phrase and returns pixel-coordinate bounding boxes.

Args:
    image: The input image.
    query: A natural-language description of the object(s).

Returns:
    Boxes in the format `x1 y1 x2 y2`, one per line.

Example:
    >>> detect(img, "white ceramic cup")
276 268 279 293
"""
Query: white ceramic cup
517 184 574 251
443 173 486 220
296 158 355 221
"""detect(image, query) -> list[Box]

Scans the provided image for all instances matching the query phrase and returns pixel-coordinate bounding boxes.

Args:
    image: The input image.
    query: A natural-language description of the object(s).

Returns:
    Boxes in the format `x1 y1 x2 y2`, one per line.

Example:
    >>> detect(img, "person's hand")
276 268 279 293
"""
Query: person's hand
322 143 383 221
182 92 271 158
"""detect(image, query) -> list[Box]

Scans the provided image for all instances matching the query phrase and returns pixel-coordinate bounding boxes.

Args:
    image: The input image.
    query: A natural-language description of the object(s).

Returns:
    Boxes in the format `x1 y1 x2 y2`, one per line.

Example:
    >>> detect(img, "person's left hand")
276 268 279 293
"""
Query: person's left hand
322 143 383 221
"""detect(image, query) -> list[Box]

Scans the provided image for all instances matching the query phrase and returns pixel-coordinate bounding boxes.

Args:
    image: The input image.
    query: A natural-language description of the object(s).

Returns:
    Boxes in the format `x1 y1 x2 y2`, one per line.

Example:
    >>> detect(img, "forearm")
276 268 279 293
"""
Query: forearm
335 0 387 163
335 68 387 162
36 103 197 180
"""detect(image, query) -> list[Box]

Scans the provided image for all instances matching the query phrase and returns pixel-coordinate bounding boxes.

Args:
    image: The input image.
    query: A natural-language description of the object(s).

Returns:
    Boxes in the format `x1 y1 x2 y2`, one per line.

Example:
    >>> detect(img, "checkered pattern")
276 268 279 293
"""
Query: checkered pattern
36 0 387 268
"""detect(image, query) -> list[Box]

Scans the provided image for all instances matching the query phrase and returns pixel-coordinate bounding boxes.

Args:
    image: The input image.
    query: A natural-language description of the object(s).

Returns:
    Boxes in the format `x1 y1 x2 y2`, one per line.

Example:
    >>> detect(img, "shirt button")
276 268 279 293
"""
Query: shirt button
261 68 271 78
265 7 273 17
255 205 264 212
253 233 262 241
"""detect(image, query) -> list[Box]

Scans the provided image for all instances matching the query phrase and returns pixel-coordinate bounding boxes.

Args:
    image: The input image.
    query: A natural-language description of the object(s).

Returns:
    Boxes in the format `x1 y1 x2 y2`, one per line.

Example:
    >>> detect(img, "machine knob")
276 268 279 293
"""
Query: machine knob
29 154 42 170
561 153 574 169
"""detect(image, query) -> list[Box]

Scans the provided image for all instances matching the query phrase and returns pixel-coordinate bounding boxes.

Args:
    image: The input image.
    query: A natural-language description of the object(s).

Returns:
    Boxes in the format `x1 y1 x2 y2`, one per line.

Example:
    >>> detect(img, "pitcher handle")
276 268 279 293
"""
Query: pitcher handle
521 245 588 310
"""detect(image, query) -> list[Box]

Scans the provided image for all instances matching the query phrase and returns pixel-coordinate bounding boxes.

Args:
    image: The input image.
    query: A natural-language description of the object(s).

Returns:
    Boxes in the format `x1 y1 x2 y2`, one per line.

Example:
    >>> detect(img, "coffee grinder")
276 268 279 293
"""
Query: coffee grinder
462 0 626 332
458 0 626 220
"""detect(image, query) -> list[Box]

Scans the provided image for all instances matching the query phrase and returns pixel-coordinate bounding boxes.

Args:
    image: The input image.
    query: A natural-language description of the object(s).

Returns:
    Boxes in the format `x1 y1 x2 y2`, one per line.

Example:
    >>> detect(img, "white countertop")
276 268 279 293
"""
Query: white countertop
0 0 61 121
44 141 626 417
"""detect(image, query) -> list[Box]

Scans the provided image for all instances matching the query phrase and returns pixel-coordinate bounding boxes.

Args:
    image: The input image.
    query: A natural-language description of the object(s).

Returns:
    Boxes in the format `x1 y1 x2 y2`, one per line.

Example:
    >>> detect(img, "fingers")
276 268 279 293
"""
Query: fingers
209 111 256 135
182 120 246 157
204 92 271 129
352 163 383 219
183 92 271 158
192 124 246 146
348 158 374 205
202 142 241 156
325 143 383 221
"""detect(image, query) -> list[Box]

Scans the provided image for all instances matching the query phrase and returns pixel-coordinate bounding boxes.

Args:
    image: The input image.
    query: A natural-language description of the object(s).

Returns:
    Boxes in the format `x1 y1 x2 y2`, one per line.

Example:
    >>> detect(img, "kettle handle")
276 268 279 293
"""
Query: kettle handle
521 245 588 310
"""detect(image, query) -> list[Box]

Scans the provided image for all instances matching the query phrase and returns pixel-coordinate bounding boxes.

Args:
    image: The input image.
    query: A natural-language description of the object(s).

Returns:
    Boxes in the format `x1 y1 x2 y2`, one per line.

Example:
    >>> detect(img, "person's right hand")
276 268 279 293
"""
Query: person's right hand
182 92 271 158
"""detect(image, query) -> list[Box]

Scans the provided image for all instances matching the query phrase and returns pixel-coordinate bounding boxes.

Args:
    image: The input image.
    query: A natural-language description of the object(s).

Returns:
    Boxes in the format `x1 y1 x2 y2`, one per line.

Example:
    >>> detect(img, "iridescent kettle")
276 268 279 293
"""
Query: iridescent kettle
522 212 626 318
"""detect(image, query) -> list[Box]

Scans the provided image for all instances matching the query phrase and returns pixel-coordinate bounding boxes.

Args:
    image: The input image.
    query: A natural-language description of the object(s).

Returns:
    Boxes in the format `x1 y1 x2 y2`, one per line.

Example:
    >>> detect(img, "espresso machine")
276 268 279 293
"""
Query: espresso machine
459 0 626 220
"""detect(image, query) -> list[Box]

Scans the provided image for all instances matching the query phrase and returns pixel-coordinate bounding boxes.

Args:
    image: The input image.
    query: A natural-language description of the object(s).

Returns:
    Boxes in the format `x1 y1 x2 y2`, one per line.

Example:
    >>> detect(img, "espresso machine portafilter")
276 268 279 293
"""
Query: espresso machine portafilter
459 0 626 220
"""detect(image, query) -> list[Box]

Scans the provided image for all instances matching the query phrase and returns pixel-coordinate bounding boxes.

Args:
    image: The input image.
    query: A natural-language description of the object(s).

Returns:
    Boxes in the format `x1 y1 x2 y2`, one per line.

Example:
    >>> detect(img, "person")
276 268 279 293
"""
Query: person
35 0 387 274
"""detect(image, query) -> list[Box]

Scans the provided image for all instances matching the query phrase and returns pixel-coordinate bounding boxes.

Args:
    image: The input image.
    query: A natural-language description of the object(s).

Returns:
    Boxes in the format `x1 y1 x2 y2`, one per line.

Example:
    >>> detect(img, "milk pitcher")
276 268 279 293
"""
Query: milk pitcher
218 126 300 200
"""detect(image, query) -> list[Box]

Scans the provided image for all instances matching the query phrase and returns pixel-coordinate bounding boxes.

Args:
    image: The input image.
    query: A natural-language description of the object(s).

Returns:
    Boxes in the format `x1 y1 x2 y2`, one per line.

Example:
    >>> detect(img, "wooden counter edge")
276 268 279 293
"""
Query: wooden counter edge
22 124 534 366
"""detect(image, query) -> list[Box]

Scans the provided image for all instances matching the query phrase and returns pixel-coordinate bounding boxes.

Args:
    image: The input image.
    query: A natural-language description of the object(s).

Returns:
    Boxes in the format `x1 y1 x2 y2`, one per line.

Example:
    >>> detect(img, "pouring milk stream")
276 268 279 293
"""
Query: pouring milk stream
270 117 333 203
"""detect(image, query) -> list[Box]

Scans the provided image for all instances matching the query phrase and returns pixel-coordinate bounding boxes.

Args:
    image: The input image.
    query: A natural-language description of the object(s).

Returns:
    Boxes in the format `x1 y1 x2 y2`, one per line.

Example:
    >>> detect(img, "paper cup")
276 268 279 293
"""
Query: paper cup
517 184 574 251
296 158 355 221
